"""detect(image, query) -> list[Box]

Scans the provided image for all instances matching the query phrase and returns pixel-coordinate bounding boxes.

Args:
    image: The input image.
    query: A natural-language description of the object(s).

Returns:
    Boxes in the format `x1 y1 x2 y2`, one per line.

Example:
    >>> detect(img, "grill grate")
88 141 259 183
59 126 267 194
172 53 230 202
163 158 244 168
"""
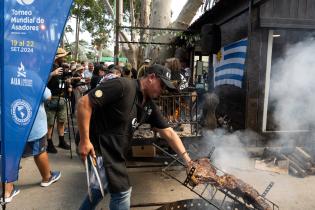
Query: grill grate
153 143 279 210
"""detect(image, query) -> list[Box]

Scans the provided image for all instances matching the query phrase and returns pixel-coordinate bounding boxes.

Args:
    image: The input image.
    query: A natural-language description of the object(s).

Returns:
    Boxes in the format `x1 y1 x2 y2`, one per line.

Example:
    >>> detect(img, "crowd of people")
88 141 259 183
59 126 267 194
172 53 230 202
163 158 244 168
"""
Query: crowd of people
2 48 195 210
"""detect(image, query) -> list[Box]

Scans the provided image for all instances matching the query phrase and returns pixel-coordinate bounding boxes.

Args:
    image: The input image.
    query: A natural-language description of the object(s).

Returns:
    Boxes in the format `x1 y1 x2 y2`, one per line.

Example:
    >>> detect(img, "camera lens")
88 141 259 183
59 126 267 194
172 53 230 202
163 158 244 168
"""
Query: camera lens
61 63 70 69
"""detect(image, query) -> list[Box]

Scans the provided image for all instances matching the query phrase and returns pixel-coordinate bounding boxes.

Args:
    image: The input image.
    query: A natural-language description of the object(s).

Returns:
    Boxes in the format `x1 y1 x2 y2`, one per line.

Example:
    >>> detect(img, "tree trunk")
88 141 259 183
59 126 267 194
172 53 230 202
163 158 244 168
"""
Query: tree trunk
146 0 172 63
149 0 171 28
140 0 151 43
123 0 138 68
130 0 135 41
74 15 80 61
171 0 204 29
114 0 122 64
137 0 151 68
147 0 204 63
103 0 138 67
102 0 204 68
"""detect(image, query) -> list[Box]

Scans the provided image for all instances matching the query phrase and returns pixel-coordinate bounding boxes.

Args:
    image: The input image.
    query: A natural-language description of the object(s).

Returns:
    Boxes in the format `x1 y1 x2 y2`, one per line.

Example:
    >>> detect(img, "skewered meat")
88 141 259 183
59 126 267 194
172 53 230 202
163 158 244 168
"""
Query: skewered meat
218 174 271 210
189 158 218 185
188 158 272 210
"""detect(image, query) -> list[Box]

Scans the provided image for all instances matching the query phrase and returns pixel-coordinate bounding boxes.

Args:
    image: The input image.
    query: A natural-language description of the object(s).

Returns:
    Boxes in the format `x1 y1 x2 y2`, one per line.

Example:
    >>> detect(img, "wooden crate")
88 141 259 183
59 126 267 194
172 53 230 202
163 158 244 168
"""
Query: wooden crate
132 145 156 157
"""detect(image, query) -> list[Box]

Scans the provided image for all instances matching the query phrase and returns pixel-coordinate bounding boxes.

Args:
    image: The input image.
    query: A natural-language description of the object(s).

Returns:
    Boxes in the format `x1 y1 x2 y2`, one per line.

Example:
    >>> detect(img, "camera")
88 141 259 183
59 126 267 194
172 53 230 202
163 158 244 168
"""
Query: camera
60 63 73 78
63 70 73 78
61 63 70 69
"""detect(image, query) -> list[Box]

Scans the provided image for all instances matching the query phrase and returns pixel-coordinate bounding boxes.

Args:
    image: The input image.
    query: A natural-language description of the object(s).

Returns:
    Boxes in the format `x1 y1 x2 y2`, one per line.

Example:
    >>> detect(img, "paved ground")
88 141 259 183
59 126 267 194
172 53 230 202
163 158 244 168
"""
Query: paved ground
3 136 315 210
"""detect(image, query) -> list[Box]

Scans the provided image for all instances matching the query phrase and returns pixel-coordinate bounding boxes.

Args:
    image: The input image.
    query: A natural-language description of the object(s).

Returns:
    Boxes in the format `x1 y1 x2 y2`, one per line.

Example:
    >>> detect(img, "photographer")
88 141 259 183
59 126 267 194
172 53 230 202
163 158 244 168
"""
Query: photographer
71 64 88 113
45 48 71 153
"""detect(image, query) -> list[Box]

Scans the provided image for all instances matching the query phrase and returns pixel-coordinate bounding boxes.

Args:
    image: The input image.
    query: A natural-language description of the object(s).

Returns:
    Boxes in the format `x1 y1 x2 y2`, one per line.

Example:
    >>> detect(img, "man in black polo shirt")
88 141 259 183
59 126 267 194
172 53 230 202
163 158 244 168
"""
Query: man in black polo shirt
77 64 192 210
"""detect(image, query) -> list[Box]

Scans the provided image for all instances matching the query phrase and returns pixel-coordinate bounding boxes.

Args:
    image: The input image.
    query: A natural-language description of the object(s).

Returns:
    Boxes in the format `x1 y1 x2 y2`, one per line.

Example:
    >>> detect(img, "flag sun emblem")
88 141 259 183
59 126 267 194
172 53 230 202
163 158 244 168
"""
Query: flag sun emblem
216 50 222 62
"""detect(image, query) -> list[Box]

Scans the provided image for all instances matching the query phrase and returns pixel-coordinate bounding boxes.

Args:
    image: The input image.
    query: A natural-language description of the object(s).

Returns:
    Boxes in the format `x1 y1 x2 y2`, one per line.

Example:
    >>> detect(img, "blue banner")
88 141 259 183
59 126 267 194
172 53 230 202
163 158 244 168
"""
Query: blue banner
0 0 73 182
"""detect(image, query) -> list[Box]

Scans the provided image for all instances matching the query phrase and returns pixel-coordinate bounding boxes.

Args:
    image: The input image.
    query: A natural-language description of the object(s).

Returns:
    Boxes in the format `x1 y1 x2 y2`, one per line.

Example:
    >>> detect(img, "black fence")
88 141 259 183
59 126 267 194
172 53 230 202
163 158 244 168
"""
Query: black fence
157 92 199 135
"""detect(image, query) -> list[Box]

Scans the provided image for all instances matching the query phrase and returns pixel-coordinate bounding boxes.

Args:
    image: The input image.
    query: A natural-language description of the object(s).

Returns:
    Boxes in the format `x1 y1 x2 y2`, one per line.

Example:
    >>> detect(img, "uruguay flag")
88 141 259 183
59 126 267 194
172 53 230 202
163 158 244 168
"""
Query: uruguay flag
213 38 248 88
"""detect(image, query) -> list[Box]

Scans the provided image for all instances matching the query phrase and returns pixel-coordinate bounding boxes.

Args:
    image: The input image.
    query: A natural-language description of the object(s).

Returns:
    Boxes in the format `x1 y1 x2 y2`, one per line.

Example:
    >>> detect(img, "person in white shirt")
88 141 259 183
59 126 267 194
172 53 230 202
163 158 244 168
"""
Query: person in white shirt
83 63 94 89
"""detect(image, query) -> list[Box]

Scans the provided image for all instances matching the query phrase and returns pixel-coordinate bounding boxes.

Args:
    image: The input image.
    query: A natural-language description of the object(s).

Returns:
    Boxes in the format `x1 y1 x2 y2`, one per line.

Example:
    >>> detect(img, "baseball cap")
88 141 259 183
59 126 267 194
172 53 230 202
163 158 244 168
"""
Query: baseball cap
145 64 176 90
144 58 151 63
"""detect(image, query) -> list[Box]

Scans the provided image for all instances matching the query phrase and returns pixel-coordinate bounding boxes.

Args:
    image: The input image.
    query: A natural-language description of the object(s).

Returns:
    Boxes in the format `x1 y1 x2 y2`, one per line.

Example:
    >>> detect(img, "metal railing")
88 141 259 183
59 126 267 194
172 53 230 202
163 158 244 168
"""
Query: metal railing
157 92 199 135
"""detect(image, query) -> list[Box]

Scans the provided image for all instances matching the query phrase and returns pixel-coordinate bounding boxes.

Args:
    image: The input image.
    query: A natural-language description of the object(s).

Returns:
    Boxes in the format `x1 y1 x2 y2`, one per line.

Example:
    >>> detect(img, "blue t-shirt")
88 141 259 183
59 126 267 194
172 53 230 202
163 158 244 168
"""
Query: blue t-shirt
28 87 51 141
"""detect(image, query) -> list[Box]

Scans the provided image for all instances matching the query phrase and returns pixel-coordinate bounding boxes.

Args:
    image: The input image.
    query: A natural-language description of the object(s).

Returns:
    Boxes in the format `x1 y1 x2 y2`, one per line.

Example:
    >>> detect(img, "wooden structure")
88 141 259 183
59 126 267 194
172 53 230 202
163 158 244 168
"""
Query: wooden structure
185 0 315 137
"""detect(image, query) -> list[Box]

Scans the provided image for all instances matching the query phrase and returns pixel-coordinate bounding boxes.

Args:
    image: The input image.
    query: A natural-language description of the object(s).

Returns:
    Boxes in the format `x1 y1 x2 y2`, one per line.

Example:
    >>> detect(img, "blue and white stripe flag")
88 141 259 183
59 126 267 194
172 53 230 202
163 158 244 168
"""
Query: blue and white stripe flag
213 38 248 88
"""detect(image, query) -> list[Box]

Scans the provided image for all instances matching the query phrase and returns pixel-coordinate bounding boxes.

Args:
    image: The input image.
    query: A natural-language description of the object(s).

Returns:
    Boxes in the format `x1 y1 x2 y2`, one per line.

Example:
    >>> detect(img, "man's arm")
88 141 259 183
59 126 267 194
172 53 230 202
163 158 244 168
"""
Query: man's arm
48 67 63 81
76 95 95 160
155 127 191 165
43 87 51 101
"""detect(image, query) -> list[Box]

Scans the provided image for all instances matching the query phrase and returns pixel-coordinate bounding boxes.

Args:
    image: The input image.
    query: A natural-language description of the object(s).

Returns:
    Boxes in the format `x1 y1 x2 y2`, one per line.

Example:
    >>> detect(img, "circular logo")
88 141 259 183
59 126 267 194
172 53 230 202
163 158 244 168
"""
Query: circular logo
95 90 103 98
11 99 32 125
17 0 35 5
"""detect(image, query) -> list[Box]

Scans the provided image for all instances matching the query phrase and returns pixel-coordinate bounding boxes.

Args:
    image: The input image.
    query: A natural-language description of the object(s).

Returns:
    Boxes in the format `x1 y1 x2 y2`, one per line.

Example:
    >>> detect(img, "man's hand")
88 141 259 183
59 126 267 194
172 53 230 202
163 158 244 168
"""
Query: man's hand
76 95 94 161
186 160 194 174
185 160 199 187
51 67 63 77
78 139 96 161
84 77 91 84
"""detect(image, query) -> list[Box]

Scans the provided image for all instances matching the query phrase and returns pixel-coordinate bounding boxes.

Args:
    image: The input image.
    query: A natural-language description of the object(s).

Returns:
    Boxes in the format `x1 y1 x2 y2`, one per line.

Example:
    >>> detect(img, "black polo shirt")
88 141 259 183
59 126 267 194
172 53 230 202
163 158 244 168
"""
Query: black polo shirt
88 77 168 193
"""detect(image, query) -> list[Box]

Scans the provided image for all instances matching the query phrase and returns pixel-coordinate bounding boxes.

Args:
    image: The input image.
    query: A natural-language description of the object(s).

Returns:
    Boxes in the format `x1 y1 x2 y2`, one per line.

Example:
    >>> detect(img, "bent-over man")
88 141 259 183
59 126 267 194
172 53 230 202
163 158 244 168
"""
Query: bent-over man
77 64 192 210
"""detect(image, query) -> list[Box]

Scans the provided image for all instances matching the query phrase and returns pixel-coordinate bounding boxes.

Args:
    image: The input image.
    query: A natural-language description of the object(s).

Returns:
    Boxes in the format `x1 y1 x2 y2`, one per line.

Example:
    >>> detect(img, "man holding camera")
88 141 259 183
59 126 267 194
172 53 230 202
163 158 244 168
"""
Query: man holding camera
45 48 71 153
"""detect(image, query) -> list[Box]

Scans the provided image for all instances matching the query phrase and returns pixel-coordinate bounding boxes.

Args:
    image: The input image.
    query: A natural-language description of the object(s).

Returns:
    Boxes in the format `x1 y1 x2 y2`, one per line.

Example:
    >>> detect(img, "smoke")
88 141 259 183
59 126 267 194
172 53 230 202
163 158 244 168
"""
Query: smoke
192 129 261 173
188 36 315 173
268 37 315 145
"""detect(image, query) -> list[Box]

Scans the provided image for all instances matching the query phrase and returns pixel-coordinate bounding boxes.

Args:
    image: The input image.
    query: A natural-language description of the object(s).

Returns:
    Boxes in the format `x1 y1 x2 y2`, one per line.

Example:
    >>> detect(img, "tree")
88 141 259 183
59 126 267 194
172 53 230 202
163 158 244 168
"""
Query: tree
102 0 146 68
74 0 204 66
171 0 204 29
64 40 91 61
146 0 204 63
70 0 111 60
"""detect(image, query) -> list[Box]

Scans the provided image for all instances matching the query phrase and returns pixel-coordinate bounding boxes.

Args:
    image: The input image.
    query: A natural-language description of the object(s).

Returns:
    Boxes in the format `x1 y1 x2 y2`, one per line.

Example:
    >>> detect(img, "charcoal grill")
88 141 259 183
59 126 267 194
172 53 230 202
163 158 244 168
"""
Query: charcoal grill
158 92 199 134
153 143 279 210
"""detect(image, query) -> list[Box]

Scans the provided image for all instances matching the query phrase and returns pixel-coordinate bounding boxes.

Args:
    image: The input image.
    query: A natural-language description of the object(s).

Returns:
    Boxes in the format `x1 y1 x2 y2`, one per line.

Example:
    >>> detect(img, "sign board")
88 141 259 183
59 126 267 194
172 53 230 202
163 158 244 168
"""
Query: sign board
100 56 128 63
0 0 73 182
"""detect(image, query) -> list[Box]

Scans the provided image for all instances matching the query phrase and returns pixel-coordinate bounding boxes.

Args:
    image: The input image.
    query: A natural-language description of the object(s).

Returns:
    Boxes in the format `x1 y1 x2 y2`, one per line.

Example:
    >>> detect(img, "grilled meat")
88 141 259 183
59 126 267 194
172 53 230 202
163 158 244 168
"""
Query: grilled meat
193 158 217 178
218 174 271 210
190 158 218 185
189 158 272 210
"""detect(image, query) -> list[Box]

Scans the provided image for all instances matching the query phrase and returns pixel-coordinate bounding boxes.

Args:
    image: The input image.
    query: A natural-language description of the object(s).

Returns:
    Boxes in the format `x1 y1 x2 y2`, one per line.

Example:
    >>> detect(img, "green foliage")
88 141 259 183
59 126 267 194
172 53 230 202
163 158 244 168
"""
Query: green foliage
71 0 112 49
86 51 95 60
108 0 141 26
64 40 92 61
101 48 114 57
